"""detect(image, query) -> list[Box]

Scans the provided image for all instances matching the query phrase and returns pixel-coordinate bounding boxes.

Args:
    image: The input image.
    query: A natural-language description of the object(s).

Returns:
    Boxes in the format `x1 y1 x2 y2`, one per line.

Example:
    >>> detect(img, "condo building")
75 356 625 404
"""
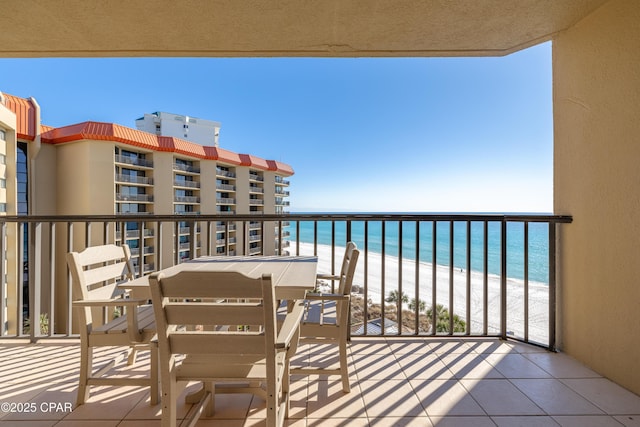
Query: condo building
0 91 293 278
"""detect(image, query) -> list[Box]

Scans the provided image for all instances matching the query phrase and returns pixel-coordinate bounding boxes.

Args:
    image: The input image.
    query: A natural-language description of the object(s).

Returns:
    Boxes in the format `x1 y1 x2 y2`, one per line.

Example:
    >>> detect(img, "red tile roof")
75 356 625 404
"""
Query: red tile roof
39 121 293 174
4 93 293 175
3 94 38 141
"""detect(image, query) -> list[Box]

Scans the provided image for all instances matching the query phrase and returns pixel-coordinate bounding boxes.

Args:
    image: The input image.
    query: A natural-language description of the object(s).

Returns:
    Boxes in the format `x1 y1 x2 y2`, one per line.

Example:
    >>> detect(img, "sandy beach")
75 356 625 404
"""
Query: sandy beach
290 241 551 344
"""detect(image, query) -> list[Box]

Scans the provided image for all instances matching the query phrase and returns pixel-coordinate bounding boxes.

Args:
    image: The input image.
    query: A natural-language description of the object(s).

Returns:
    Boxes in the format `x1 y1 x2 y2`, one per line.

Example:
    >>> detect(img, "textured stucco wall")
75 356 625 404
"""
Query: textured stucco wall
553 0 640 394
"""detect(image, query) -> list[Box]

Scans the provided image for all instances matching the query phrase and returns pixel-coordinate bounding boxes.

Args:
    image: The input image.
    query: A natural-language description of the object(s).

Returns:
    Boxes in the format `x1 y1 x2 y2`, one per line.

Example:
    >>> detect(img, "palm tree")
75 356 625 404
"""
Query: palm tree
385 290 409 312
425 304 466 333
409 298 426 312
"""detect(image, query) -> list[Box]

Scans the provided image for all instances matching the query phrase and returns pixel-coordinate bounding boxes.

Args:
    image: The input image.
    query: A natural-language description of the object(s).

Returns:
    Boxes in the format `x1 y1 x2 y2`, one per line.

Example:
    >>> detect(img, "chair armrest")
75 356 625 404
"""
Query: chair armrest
72 298 148 307
276 299 305 349
305 293 350 302
316 273 340 281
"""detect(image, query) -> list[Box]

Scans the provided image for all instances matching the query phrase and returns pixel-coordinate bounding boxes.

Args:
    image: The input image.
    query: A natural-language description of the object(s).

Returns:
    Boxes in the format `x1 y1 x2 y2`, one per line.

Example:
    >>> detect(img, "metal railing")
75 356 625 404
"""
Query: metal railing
0 213 571 350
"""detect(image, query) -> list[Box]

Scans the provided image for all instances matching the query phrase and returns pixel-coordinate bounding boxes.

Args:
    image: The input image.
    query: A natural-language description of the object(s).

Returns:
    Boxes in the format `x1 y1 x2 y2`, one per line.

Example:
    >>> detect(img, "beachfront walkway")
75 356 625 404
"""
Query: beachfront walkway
1 337 639 426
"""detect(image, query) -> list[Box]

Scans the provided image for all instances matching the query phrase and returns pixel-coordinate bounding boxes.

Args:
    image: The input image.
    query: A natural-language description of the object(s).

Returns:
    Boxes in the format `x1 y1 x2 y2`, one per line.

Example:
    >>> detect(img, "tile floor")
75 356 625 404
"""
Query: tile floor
0 338 639 426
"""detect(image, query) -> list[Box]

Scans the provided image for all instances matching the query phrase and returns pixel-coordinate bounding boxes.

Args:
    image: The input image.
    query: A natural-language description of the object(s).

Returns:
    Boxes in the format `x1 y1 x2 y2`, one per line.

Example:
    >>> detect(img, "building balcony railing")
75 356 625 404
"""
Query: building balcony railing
216 183 236 191
249 199 264 205
275 176 290 186
0 213 571 351
116 194 154 203
115 174 154 185
173 180 201 189
216 169 236 178
249 173 264 182
216 224 237 232
249 186 264 194
216 198 236 205
174 196 201 204
114 154 153 168
173 163 201 174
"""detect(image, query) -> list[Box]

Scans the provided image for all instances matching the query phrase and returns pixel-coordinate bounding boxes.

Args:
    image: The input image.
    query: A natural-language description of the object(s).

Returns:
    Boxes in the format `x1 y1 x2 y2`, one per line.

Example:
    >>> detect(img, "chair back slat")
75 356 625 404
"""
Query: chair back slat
156 271 265 299
165 303 265 326
81 262 131 288
168 333 266 355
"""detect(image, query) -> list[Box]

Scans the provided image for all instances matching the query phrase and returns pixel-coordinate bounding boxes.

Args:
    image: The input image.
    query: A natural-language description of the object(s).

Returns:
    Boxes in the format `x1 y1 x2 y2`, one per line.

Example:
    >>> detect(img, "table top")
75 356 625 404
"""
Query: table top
120 255 318 300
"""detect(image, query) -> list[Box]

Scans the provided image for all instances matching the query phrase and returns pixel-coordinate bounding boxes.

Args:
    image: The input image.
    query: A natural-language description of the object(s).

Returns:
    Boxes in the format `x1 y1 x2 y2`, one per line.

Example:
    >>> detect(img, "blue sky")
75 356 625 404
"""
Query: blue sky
0 42 553 213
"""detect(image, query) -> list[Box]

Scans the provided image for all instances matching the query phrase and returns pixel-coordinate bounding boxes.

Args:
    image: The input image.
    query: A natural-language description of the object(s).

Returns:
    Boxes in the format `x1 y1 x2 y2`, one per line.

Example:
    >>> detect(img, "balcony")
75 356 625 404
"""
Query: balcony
173 179 200 189
216 197 236 205
275 176 290 186
115 174 154 186
216 169 236 178
114 154 153 168
216 183 236 191
2 337 639 425
116 194 154 203
172 162 200 174
2 213 639 423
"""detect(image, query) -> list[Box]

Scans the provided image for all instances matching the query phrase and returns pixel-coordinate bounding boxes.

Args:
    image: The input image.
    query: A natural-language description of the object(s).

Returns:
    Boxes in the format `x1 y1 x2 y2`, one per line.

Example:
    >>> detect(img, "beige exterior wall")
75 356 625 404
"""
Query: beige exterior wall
553 0 640 394
0 102 18 334
57 140 115 215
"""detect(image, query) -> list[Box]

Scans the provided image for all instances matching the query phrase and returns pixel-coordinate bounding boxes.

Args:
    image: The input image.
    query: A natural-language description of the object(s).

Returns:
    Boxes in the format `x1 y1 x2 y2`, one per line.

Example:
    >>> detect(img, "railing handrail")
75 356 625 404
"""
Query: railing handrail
0 213 574 223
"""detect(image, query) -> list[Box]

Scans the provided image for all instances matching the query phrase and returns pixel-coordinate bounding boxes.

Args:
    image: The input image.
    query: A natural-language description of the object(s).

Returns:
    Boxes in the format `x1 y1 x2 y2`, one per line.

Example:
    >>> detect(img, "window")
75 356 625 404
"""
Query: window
0 179 5 188
0 129 5 140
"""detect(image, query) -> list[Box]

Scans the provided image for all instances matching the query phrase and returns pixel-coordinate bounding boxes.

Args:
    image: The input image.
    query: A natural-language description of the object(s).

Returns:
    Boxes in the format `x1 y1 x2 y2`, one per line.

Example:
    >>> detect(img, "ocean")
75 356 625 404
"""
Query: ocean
289 219 550 285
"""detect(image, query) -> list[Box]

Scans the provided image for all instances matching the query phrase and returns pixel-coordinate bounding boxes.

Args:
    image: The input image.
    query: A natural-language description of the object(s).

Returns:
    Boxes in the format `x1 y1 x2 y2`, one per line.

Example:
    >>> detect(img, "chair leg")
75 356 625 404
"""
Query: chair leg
339 341 350 393
204 382 215 417
127 347 138 365
161 373 177 427
150 343 160 405
76 345 93 405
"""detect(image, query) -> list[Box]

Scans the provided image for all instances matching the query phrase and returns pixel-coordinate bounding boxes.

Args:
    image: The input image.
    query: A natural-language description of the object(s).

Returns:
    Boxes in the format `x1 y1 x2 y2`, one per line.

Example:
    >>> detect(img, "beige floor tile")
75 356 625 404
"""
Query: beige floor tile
352 352 405 380
484 353 552 379
409 379 485 417
522 352 601 379
465 339 522 354
552 415 627 426
511 379 604 415
348 339 391 355
439 353 504 379
385 339 433 354
491 416 560 426
0 421 57 426
360 379 426 417
247 378 308 421
394 352 455 380
368 415 434 426
460 379 544 416
425 340 473 356
561 378 640 414
307 417 369 426
306 378 367 419
62 385 149 420
614 415 640 426
428 416 496 426
55 421 120 427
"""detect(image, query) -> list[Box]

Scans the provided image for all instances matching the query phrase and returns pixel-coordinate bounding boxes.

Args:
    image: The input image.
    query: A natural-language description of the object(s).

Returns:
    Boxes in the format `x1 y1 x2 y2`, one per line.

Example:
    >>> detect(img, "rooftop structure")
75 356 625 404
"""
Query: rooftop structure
135 111 221 147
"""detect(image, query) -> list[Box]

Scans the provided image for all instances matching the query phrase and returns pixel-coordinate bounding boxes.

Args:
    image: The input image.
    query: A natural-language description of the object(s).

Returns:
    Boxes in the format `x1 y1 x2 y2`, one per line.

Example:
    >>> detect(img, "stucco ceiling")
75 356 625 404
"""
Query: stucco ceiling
2 0 610 58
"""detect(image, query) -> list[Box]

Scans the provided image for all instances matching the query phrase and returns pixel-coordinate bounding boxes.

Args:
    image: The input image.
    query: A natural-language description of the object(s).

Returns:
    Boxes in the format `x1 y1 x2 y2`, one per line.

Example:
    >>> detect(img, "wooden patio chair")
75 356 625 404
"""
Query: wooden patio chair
292 242 360 392
67 244 158 405
149 270 305 427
